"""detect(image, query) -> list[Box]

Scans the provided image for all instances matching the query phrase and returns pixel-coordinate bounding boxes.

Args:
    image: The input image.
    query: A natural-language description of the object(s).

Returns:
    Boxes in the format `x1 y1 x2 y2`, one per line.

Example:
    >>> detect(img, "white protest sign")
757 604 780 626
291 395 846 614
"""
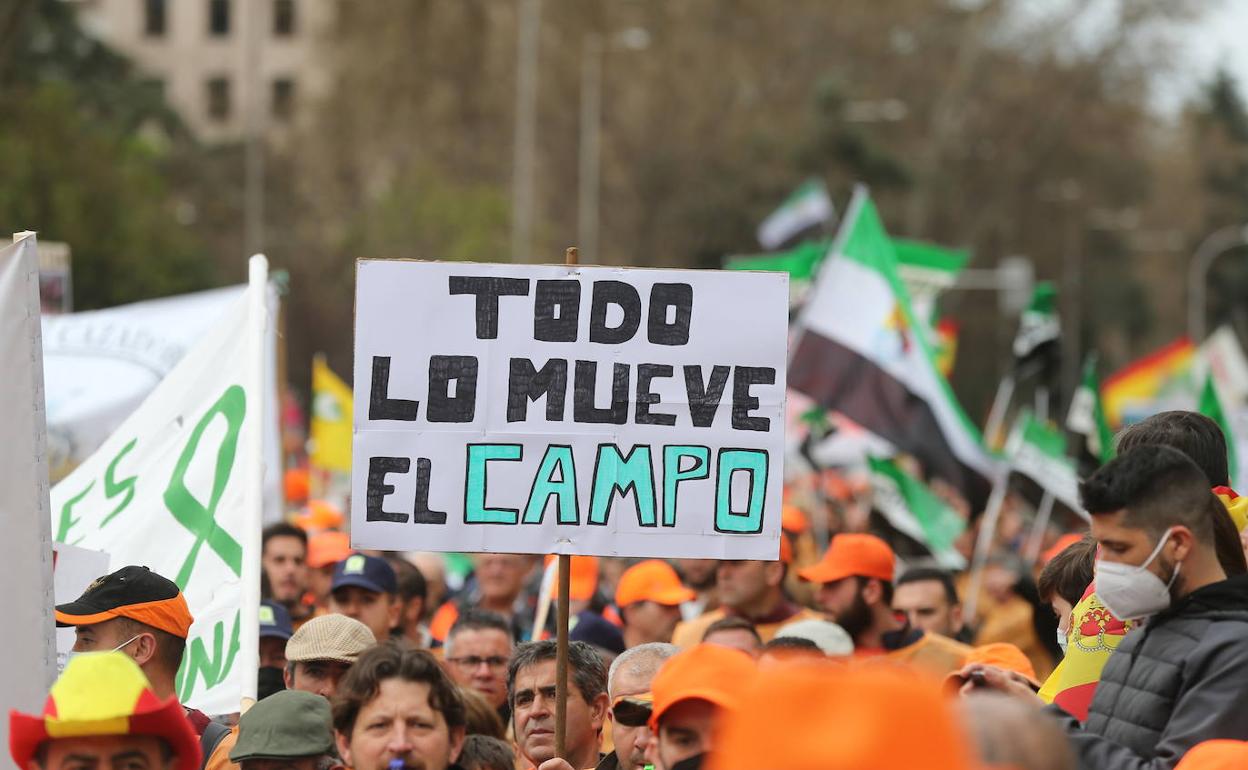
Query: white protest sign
49 260 269 715
52 543 111 673
0 233 58 746
352 261 788 560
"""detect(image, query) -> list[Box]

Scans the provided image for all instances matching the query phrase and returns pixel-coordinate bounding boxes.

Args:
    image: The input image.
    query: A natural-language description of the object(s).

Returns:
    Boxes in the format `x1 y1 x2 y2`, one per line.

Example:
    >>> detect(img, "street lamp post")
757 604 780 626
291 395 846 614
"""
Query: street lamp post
1187 224 1248 343
577 28 649 265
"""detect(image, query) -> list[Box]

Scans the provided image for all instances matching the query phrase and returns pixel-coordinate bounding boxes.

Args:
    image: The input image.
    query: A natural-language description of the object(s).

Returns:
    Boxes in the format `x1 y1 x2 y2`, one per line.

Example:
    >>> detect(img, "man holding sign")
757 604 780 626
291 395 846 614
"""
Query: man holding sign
350 261 788 562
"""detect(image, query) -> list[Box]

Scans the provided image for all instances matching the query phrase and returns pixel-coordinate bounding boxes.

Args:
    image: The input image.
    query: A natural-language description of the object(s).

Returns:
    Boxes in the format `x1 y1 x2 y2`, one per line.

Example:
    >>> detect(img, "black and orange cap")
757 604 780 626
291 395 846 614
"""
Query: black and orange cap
56 566 194 639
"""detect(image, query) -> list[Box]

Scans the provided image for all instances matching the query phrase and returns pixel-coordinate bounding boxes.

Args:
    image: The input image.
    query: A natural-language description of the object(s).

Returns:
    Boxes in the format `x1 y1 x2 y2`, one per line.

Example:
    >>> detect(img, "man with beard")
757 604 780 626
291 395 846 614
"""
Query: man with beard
262 523 313 624
671 554 820 648
801 533 970 676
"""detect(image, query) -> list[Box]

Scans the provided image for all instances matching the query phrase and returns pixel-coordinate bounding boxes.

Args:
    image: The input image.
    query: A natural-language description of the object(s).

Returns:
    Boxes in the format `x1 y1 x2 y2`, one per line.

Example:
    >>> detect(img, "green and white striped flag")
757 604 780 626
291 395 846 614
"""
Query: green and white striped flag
893 239 969 329
1200 373 1238 488
1067 356 1114 471
868 456 967 568
757 179 834 250
790 185 995 509
724 240 828 305
1007 411 1083 516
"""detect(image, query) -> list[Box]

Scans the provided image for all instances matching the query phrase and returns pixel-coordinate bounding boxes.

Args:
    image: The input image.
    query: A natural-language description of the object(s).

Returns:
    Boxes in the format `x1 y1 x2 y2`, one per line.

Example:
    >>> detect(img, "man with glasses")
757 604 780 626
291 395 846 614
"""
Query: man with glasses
444 609 515 720
598 643 678 770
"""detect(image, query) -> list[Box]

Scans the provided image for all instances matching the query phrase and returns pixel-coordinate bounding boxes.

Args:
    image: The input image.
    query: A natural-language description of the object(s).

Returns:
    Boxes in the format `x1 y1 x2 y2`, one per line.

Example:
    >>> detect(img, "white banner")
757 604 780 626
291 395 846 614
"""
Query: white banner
49 262 268 715
0 233 58 748
352 261 789 560
42 286 244 477
52 542 111 673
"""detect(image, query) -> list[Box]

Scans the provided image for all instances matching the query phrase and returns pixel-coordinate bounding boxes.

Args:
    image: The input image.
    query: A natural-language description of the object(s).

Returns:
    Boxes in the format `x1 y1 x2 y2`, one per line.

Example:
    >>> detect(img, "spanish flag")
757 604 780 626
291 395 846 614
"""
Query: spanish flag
310 353 353 473
1038 584 1133 721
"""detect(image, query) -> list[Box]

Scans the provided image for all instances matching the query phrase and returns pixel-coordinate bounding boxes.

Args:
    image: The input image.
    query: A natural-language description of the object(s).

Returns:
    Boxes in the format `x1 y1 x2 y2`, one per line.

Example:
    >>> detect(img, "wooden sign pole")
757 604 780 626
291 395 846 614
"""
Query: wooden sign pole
554 247 578 761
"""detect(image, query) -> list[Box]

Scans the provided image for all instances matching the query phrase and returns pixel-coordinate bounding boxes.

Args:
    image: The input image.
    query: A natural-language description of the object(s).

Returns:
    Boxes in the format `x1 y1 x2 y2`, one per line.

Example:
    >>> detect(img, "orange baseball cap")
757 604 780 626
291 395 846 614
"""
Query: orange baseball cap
782 504 810 535
798 533 895 585
648 644 757 730
55 566 194 639
294 499 345 532
1040 533 1084 566
307 531 351 569
616 560 696 607
1176 740 1248 769
945 643 1039 693
706 663 980 770
545 555 599 601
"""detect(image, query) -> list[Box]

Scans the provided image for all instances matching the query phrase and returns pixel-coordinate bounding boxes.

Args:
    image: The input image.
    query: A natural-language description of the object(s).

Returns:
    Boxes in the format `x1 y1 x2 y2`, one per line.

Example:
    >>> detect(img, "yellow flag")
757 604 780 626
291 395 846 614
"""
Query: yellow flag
311 354 353 472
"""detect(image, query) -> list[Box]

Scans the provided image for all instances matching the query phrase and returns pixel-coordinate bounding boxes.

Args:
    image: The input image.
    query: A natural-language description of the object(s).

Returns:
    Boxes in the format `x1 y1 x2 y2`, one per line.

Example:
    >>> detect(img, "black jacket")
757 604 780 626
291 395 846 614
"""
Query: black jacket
1047 573 1248 769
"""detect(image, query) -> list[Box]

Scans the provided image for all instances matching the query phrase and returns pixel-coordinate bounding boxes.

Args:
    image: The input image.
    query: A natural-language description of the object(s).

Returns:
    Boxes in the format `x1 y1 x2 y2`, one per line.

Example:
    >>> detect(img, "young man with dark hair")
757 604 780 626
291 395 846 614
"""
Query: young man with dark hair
969 446 1248 767
803 534 970 677
508 641 609 770
333 641 467 770
385 555 430 647
1116 410 1248 575
699 617 762 658
893 567 970 643
262 523 312 622
328 554 401 642
444 609 515 718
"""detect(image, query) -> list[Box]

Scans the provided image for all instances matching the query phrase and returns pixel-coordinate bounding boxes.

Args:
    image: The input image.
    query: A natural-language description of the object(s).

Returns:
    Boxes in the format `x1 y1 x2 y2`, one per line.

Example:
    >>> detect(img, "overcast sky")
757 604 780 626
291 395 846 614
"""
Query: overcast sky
1156 1 1248 114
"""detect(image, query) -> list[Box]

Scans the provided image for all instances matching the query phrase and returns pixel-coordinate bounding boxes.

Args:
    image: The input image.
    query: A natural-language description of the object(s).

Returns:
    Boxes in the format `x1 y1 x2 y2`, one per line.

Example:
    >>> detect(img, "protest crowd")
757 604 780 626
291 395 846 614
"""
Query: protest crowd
11 392 1248 770
6 24 1248 765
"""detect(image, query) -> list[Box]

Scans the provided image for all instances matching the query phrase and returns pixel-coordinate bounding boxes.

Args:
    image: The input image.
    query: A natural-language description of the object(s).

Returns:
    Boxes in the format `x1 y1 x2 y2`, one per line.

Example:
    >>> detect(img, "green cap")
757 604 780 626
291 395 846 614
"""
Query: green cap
229 690 334 762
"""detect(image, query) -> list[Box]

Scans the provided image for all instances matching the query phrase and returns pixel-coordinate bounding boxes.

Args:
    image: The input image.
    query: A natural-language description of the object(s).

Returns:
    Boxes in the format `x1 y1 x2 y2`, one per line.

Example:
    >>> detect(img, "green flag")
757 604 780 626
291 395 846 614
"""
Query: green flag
867 455 967 568
724 239 827 282
1007 410 1082 515
893 239 969 328
1200 374 1238 488
1067 355 1114 470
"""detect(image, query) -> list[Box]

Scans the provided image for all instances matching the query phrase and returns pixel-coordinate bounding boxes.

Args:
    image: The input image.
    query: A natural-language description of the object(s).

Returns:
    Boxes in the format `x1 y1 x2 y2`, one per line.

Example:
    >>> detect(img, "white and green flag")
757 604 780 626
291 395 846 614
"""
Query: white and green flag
790 186 995 509
49 257 270 715
868 456 966 568
757 179 834 250
1006 411 1083 516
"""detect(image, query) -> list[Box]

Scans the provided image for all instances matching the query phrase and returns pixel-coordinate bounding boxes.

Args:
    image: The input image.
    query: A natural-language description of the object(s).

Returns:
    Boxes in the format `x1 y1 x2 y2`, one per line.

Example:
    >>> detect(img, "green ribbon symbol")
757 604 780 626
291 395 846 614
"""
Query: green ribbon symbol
164 385 247 589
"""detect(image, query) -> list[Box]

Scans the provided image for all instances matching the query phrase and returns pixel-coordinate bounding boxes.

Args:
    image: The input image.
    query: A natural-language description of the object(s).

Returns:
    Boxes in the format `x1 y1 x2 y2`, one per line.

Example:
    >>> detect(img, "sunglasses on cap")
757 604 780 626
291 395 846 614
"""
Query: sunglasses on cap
611 694 653 727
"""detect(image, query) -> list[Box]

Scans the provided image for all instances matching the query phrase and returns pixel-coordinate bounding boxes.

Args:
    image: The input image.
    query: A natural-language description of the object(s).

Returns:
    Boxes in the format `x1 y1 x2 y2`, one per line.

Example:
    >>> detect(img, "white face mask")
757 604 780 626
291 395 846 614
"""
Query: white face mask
1057 628 1069 656
1095 529 1181 620
63 634 143 671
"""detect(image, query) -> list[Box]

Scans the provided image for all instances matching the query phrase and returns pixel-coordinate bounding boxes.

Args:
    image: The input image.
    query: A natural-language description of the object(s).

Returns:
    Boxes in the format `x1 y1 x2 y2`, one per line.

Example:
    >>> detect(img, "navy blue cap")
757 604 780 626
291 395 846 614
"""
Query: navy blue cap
331 553 397 595
259 600 294 640
569 610 625 655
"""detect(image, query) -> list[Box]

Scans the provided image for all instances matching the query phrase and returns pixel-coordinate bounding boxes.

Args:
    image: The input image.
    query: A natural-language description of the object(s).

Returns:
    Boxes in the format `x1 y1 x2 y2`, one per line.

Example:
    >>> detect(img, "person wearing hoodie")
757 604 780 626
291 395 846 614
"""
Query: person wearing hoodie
967 446 1248 769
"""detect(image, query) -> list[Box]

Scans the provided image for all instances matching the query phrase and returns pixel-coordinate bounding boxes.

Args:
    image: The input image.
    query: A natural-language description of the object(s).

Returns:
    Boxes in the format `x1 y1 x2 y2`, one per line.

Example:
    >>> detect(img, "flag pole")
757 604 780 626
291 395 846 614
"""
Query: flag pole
554 247 578 761
983 375 1015 449
1022 490 1056 567
963 464 1008 624
240 254 269 713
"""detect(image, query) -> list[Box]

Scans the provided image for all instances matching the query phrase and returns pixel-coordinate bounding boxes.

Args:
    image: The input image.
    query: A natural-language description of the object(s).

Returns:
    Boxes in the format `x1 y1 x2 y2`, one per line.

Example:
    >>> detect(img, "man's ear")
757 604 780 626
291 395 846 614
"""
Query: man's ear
589 692 610 730
1170 526 1195 562
861 578 884 608
448 725 466 764
387 597 403 633
131 632 159 667
951 604 964 631
334 731 353 768
764 561 785 589
284 664 295 690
